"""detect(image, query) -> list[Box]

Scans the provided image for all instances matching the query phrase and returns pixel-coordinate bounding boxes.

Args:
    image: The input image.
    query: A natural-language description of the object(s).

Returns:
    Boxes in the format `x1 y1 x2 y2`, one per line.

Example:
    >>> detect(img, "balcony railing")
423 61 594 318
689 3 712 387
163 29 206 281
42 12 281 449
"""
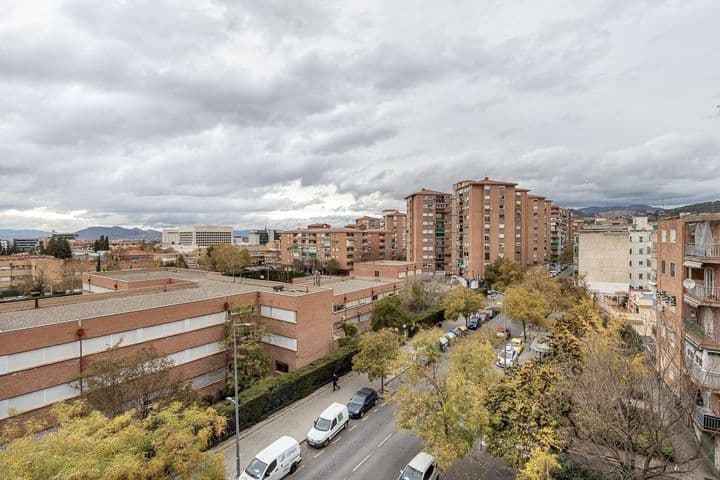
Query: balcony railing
684 319 720 348
694 406 720 432
686 285 720 303
686 244 720 259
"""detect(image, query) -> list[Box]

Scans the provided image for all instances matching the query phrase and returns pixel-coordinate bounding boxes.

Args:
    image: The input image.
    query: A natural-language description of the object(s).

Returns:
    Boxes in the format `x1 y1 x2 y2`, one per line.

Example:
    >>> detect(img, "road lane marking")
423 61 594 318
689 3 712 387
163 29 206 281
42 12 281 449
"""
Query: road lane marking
298 465 305 471
313 450 324 459
352 452 373 472
361 415 368 422
332 436 342 445
349 424 358 431
377 433 392 448
372 408 378 413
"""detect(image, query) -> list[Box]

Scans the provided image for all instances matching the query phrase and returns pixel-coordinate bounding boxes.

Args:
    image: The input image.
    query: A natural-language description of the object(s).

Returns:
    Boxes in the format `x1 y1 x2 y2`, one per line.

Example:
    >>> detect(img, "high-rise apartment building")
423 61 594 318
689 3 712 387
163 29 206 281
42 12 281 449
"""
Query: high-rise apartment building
452 178 520 279
405 189 452 274
520 194 549 267
354 216 384 230
162 226 233 248
280 224 388 271
382 209 407 260
654 213 720 471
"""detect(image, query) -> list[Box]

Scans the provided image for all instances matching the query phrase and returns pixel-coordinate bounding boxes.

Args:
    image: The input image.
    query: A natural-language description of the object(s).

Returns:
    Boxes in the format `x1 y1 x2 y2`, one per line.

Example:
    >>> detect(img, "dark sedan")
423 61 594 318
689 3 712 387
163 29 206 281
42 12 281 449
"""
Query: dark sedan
347 387 378 418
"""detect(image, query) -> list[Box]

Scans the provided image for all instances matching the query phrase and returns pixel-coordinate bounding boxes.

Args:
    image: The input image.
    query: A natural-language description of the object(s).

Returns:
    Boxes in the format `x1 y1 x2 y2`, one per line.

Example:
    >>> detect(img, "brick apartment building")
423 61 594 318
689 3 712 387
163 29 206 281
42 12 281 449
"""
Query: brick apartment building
279 224 389 272
382 209 407 260
0 261 417 429
654 213 720 470
405 189 452 275
0 254 65 292
354 216 384 230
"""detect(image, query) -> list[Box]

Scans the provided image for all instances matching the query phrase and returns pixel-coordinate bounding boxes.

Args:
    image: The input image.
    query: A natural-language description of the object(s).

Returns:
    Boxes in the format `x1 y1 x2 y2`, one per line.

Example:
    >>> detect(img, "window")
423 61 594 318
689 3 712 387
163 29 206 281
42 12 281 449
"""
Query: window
275 361 289 373
670 229 677 244
670 262 676 278
267 460 277 473
423 464 435 480
661 260 666 274
629 261 632 267
661 230 667 243
374 270 380 277
639 248 643 255
629 248 632 254
639 273 644 279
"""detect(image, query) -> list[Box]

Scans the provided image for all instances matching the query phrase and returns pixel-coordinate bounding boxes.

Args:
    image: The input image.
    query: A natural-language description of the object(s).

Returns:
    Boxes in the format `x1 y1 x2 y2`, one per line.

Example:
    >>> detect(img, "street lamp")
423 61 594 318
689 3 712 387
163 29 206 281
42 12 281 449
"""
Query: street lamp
228 321 253 479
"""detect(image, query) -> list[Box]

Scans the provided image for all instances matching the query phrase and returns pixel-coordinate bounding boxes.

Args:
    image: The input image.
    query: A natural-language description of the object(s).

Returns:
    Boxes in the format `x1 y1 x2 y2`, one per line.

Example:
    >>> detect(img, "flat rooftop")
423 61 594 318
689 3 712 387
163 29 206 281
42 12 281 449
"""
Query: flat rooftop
0 270 316 332
329 278 392 295
357 260 416 266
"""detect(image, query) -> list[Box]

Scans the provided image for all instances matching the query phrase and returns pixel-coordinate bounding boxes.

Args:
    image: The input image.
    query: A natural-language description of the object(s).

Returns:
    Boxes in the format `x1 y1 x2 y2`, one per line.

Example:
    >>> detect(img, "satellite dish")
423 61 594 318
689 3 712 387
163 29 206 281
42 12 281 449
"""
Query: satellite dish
683 279 696 290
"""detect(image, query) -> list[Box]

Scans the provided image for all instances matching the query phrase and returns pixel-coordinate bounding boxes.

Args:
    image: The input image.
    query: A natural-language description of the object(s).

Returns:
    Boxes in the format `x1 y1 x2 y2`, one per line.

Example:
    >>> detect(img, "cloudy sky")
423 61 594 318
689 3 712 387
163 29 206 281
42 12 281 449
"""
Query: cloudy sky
1 0 719 231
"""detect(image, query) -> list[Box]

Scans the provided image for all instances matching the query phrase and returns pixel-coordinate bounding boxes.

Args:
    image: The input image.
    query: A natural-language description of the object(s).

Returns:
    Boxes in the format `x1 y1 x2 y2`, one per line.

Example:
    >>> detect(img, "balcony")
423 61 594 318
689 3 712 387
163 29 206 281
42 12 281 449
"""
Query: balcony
684 319 720 349
686 244 720 262
685 285 720 305
693 406 720 432
689 363 720 390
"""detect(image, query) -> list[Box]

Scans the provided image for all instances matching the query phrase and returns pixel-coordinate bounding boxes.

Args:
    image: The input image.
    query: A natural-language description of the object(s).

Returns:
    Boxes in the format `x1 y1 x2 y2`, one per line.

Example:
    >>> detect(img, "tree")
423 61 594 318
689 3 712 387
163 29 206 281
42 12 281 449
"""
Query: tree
517 448 561 480
81 343 196 420
325 258 341 275
56 238 72 259
485 360 568 469
370 295 411 331
483 257 524 291
566 331 699 479
392 328 498 469
442 286 485 327
0 401 227 479
225 305 269 391
176 254 189 269
352 329 400 393
560 244 573 266
548 298 603 368
504 285 550 339
208 244 251 275
522 267 563 313
291 259 305 273
400 280 443 315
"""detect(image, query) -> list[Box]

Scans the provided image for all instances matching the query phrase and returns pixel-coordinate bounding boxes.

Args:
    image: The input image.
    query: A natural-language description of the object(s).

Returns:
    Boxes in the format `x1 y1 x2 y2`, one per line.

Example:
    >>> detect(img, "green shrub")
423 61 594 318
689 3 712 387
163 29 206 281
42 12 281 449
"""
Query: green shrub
215 343 358 443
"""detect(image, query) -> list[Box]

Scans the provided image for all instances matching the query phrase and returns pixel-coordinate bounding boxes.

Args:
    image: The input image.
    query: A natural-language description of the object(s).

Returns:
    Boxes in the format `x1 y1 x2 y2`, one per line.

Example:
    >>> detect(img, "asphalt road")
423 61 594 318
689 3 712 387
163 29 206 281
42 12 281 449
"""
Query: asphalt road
289 317 516 480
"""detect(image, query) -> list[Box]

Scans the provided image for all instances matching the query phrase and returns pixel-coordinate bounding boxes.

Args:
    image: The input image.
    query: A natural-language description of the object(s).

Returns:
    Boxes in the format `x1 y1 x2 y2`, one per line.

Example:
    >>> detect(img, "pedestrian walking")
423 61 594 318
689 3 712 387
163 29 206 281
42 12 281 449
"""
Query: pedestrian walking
332 373 340 391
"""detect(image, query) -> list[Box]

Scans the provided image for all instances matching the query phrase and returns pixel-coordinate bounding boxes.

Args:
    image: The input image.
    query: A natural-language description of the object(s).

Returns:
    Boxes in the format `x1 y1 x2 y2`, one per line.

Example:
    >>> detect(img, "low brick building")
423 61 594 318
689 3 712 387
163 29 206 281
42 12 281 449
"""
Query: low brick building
0 263 415 428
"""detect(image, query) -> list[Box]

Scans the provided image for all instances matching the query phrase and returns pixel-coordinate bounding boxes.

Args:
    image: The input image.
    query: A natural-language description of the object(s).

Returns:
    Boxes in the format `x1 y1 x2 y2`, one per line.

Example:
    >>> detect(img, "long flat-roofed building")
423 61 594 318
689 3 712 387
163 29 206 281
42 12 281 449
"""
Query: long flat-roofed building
162 225 233 248
0 262 415 428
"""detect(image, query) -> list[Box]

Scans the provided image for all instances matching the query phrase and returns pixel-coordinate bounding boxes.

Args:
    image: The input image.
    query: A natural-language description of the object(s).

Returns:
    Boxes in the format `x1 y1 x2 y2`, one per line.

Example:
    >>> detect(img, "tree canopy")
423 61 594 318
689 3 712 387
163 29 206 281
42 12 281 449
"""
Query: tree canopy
204 244 251 274
352 328 400 392
442 286 485 326
325 258 341 275
504 285 550 339
370 295 412 331
483 257 524 291
225 304 269 391
0 401 226 479
44 236 72 259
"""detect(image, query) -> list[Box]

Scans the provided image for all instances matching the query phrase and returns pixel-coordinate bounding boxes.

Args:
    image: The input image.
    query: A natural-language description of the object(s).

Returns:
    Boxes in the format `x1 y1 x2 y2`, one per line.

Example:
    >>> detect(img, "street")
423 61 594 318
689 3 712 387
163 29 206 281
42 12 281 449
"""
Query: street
220 306 518 480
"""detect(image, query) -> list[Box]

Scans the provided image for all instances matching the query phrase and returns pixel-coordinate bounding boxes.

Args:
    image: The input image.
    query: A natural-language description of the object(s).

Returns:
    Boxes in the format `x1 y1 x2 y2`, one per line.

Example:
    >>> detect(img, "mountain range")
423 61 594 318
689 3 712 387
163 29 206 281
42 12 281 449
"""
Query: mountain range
0 226 162 241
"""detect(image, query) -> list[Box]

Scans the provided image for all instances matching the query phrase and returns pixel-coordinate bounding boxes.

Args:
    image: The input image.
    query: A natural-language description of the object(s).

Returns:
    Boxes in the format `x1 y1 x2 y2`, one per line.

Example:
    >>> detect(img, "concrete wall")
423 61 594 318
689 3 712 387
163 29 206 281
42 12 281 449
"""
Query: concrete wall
578 230 630 286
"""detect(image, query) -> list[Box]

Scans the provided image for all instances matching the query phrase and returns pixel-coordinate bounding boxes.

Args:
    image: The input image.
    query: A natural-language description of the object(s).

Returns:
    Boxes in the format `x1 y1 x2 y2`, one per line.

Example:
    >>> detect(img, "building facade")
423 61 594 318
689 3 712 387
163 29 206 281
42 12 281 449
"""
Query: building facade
354 216 384 230
628 217 655 290
655 213 720 471
161 226 233 249
280 225 388 272
382 209 407 260
0 262 415 430
0 254 65 292
577 227 631 293
405 189 452 275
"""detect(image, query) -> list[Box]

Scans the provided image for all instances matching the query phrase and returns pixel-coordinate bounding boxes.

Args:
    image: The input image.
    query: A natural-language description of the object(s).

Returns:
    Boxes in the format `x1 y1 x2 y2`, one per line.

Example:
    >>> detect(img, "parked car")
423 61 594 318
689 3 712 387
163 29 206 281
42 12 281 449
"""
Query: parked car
478 312 490 324
398 451 440 480
240 436 302 480
496 349 518 368
451 327 464 337
444 332 457 343
438 336 449 351
467 315 480 330
508 337 524 355
496 326 511 339
457 325 468 336
306 402 349 448
483 307 497 319
347 387 378 419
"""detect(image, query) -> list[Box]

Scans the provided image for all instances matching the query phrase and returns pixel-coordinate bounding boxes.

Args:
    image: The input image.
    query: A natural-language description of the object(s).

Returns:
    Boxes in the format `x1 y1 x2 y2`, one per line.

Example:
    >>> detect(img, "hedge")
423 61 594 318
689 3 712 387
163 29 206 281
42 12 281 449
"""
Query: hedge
214 342 358 444
414 307 444 328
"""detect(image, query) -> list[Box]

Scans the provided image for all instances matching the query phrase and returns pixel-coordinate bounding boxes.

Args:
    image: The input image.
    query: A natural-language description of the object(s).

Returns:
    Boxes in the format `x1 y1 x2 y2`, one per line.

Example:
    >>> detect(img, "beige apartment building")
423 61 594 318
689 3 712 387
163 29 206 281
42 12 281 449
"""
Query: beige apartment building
405 189 452 274
280 224 388 272
161 225 233 249
576 227 631 293
382 209 407 260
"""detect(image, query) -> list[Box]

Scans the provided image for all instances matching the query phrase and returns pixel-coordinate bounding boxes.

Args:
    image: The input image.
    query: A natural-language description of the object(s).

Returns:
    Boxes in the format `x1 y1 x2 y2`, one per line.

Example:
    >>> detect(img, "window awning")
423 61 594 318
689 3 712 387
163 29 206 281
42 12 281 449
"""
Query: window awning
684 260 703 269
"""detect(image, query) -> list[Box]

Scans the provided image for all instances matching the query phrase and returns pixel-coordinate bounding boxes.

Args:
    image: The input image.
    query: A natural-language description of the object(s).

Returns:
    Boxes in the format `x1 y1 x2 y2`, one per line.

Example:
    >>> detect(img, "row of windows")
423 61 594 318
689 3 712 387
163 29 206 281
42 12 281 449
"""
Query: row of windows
660 260 676 277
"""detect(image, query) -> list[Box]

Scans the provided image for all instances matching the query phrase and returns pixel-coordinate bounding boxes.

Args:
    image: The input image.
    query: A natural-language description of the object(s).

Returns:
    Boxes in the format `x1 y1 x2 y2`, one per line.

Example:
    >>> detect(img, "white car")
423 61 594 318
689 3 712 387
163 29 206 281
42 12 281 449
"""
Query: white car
306 402 349 448
398 451 440 480
240 436 302 480
496 349 518 368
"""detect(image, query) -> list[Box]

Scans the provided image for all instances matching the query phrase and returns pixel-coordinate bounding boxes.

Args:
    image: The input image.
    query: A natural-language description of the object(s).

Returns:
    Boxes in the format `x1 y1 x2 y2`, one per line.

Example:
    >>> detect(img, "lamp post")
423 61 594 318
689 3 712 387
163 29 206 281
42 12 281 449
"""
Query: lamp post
229 321 253 478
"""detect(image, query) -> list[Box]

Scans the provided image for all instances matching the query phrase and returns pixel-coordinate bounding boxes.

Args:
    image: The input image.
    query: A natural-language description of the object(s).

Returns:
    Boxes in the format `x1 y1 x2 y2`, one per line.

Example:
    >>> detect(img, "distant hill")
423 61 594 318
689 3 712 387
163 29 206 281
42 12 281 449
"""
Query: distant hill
664 200 720 216
0 229 52 240
575 204 663 216
74 226 161 241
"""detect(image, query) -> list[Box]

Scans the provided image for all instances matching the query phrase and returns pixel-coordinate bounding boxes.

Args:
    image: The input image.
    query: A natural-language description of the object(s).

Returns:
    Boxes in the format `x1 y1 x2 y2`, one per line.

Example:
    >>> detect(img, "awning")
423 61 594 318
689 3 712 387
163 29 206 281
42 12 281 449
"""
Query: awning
684 260 703 269
684 296 700 308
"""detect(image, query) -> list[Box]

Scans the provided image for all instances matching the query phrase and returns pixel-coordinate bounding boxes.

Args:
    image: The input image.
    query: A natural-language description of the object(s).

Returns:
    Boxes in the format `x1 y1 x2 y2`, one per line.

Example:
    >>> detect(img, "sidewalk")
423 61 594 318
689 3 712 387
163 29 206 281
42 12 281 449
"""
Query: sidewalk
215 370 395 479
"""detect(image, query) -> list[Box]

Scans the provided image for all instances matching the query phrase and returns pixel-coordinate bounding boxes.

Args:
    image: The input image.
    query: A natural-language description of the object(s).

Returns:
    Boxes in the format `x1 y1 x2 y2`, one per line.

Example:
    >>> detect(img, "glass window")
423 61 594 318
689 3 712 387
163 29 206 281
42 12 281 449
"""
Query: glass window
400 466 423 480
670 262 676 277
314 417 332 431
661 260 666 274
244 458 268 479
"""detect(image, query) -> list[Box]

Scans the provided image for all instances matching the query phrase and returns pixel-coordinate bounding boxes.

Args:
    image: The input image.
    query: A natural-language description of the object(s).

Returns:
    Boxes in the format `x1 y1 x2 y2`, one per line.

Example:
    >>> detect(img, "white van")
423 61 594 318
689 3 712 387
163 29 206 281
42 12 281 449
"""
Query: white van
239 435 301 480
306 402 349 448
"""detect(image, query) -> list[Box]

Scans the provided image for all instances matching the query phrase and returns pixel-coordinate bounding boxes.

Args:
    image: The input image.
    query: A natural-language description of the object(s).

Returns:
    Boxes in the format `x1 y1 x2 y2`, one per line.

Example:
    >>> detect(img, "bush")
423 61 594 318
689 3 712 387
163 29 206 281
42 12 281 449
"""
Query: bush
414 307 444 329
552 454 603 480
215 343 358 444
